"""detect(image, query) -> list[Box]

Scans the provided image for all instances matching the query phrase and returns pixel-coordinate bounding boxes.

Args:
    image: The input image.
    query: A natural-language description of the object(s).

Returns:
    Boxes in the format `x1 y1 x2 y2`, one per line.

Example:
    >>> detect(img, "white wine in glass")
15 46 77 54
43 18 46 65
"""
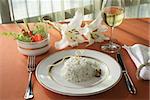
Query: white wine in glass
101 0 125 53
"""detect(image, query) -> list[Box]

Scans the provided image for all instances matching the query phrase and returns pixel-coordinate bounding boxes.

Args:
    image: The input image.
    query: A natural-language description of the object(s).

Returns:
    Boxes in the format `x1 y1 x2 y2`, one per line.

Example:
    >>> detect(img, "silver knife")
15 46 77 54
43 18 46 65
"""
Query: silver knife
117 52 136 94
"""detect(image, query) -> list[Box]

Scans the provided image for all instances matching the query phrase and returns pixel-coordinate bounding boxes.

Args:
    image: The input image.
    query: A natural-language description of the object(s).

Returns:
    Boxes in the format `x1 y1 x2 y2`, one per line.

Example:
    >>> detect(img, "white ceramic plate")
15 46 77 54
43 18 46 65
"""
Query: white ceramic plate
35 49 122 96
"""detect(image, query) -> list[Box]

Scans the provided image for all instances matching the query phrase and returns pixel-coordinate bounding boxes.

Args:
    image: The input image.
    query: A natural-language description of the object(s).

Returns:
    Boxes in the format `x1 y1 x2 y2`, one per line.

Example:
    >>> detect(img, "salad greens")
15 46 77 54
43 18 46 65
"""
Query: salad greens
17 34 31 42
0 21 48 42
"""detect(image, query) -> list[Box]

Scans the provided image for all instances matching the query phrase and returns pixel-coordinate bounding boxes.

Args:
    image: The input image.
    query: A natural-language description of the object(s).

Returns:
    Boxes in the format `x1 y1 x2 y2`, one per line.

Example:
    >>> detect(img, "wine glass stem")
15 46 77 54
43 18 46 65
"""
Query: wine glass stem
109 27 114 44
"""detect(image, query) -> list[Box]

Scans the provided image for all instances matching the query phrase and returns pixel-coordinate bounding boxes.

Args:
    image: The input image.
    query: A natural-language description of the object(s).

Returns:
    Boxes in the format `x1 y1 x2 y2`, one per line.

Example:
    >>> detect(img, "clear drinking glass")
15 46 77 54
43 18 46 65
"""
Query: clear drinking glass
101 0 125 53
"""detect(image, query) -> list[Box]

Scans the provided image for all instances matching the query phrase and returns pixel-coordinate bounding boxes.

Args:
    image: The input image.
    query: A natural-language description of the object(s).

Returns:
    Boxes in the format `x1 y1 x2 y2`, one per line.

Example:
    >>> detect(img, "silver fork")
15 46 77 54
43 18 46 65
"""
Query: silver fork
24 56 36 99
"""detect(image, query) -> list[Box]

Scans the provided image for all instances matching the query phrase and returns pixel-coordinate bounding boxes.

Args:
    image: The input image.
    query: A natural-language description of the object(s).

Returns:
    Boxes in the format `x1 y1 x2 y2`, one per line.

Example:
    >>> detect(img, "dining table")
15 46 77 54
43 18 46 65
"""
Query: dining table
0 18 149 100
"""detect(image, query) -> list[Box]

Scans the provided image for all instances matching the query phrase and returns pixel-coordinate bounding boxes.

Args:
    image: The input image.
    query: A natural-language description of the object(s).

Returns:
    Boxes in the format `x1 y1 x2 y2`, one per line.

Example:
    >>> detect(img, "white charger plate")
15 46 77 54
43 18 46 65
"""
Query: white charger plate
35 49 122 96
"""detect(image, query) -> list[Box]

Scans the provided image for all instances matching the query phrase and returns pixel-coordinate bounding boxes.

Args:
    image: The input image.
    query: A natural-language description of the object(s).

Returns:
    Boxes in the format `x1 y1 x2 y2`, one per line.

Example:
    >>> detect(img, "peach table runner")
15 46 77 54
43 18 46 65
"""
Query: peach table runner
0 18 149 100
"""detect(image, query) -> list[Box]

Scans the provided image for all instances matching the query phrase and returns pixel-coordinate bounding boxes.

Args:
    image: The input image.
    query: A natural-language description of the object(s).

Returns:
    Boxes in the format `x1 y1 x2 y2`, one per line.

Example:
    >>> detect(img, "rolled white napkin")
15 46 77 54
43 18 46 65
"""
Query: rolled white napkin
123 44 150 80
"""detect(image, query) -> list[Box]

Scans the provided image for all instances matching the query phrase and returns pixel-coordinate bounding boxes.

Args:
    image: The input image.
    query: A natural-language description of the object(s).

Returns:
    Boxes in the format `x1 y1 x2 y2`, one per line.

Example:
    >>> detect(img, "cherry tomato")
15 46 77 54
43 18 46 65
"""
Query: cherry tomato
31 34 43 42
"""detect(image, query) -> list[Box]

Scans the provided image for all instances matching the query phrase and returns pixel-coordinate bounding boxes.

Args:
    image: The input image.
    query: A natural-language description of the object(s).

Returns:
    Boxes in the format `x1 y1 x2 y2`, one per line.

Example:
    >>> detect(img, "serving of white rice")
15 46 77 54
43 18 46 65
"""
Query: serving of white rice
61 56 100 83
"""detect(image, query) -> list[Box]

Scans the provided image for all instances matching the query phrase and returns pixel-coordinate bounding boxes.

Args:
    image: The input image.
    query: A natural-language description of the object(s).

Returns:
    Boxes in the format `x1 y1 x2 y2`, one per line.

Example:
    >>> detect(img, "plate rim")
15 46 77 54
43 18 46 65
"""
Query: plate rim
35 49 122 96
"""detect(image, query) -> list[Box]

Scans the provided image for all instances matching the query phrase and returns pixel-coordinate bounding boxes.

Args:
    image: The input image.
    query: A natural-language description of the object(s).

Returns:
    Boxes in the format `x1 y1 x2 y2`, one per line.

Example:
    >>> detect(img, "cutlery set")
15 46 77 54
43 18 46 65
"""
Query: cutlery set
24 49 136 99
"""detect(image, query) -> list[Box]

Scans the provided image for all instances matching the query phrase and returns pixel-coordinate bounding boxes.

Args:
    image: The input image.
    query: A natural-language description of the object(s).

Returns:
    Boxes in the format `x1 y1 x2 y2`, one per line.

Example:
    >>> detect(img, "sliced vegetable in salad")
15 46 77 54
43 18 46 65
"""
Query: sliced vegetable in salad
0 19 48 42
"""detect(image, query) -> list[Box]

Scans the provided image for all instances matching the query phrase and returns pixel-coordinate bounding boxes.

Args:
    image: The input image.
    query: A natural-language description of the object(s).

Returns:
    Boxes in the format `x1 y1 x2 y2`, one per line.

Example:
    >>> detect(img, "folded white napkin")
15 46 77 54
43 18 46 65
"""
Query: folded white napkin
123 44 150 80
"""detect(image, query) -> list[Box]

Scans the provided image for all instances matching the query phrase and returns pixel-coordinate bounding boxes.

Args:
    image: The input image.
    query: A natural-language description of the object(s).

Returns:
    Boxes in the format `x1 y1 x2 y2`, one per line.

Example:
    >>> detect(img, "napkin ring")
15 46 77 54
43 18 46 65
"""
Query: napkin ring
136 62 150 80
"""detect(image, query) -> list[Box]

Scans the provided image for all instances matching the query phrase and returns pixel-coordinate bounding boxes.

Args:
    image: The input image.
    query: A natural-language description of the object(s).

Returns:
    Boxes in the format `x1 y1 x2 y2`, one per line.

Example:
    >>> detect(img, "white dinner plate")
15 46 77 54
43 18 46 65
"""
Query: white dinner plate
35 49 122 96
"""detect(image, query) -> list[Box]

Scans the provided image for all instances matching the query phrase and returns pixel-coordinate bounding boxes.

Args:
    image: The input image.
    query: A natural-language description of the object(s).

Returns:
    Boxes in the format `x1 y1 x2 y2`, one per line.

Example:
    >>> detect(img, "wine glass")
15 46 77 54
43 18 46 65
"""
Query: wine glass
101 0 125 53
